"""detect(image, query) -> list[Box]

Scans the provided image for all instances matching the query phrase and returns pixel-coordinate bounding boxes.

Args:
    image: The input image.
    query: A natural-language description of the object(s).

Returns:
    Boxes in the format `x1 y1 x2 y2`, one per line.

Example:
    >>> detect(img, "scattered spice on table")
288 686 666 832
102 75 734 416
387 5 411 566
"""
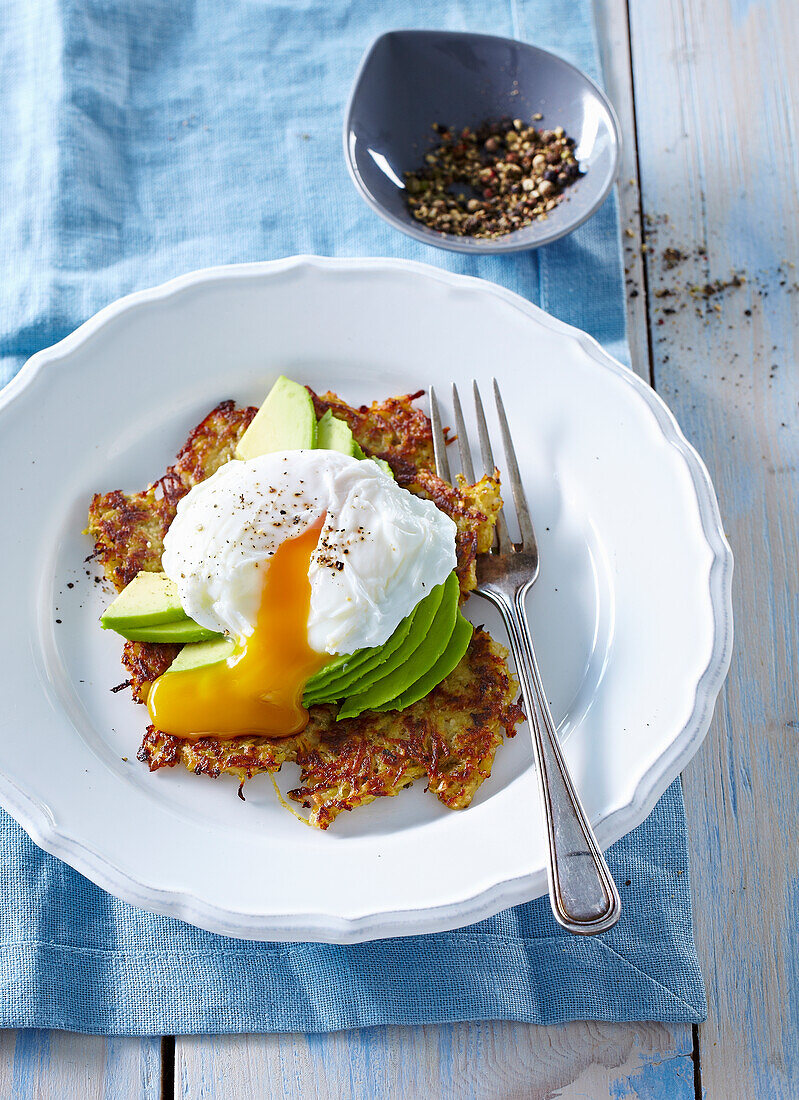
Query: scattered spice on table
662 246 686 270
688 273 747 299
404 116 583 239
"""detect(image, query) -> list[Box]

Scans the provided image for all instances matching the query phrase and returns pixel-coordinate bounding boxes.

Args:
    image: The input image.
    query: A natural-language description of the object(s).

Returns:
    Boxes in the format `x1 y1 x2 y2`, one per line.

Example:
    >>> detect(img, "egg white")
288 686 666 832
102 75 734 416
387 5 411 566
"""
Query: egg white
161 450 458 655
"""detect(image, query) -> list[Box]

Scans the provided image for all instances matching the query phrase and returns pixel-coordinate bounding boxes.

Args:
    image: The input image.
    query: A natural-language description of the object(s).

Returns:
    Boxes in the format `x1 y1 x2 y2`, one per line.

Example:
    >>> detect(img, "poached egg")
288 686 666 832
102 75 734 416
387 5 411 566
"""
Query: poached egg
146 450 457 738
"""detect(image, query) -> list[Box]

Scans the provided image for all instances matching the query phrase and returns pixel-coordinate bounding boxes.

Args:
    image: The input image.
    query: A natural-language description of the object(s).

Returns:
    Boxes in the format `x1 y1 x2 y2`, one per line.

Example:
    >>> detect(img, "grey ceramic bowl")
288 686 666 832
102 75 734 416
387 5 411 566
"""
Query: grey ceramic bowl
344 29 621 254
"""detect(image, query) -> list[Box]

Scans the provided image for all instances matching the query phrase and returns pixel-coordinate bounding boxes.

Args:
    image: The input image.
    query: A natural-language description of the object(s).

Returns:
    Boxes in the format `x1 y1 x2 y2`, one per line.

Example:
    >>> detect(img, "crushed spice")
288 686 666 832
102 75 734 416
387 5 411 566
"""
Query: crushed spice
662 246 686 270
404 116 583 239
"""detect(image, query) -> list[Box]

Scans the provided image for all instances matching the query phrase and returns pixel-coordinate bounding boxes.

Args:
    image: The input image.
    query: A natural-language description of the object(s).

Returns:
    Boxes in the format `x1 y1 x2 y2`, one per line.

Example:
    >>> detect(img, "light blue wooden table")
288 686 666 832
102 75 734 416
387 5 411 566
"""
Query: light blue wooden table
1 0 796 1095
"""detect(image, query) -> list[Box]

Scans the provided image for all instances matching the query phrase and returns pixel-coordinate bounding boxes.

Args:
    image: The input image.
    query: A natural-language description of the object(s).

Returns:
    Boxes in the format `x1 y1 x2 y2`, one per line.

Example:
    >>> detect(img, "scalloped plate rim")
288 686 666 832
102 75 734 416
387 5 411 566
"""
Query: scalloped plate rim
0 256 733 942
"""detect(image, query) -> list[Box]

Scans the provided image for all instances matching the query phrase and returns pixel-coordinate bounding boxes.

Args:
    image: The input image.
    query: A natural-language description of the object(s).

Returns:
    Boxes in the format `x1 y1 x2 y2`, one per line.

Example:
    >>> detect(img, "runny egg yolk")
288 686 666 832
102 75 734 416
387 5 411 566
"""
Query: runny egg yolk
147 521 328 739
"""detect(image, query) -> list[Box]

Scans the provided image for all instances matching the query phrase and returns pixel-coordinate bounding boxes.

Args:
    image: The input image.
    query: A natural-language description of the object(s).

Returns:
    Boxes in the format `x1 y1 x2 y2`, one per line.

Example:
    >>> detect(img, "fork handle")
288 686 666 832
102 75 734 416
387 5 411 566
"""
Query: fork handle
487 586 622 935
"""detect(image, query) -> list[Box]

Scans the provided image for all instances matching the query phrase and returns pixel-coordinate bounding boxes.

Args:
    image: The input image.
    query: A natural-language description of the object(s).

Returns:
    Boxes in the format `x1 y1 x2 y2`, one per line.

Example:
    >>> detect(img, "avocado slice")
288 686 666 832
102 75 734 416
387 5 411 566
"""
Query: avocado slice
101 571 186 630
313 582 445 710
166 636 236 674
302 606 416 704
350 437 394 478
336 574 458 720
235 375 317 459
369 457 394 479
376 611 473 712
302 646 371 697
317 409 355 454
317 410 393 476
113 620 222 644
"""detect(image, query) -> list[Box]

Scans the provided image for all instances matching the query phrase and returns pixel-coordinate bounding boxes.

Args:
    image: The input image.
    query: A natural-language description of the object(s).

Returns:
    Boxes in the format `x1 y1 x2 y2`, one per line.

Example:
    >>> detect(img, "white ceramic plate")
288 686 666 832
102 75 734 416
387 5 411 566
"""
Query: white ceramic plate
0 258 732 943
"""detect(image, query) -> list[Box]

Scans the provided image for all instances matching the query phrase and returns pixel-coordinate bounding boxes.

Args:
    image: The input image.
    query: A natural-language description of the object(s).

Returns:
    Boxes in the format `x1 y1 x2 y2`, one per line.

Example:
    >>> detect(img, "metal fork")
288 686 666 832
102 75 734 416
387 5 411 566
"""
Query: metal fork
430 381 621 935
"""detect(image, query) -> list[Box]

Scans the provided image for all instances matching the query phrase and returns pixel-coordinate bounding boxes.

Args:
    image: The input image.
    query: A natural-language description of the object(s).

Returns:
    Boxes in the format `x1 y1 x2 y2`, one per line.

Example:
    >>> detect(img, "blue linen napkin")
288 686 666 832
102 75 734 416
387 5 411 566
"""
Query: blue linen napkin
0 0 706 1031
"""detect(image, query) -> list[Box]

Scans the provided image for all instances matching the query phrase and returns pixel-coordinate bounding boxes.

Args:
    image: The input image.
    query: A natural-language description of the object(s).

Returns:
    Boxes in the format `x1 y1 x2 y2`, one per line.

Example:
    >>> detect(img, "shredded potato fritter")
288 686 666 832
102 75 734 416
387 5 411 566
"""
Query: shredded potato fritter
88 388 522 828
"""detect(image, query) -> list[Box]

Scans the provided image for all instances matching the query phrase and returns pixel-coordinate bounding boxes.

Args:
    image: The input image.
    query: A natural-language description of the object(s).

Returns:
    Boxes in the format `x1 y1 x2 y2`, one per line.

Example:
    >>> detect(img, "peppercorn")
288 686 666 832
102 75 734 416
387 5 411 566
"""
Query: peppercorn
404 114 583 239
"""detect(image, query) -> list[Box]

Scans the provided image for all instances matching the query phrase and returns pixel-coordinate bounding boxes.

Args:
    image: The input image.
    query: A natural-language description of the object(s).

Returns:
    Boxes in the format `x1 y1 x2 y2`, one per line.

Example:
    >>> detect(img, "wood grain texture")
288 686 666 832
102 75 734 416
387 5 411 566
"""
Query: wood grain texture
0 1030 161 1099
627 0 799 1095
594 0 651 383
176 1021 693 1100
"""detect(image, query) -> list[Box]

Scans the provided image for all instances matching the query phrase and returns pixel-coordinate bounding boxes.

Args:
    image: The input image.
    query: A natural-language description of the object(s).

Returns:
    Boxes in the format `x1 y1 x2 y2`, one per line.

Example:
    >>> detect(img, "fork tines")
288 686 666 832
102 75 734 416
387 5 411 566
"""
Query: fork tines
429 381 535 554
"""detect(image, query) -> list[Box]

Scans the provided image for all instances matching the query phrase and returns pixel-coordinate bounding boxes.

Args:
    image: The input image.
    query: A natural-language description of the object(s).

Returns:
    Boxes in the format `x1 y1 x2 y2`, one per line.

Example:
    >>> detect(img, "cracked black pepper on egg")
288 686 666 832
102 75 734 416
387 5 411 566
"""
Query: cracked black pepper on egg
404 115 583 239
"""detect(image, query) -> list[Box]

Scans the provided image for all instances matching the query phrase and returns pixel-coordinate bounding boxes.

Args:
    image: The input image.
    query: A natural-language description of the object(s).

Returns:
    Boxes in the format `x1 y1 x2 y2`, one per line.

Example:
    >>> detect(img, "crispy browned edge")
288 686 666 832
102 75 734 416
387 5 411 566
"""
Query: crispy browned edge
88 389 522 828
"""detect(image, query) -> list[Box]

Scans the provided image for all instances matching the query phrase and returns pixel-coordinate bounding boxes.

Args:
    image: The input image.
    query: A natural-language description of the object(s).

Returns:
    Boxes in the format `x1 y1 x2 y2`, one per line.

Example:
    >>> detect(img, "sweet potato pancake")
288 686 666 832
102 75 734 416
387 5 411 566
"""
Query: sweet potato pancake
88 388 522 828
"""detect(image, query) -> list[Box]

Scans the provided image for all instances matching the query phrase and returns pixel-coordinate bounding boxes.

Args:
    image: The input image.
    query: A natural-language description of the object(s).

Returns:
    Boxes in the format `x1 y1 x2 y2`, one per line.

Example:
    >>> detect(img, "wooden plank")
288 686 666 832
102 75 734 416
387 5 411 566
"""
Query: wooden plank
0 1030 161 1099
176 1021 694 1100
627 0 799 1095
594 0 652 382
